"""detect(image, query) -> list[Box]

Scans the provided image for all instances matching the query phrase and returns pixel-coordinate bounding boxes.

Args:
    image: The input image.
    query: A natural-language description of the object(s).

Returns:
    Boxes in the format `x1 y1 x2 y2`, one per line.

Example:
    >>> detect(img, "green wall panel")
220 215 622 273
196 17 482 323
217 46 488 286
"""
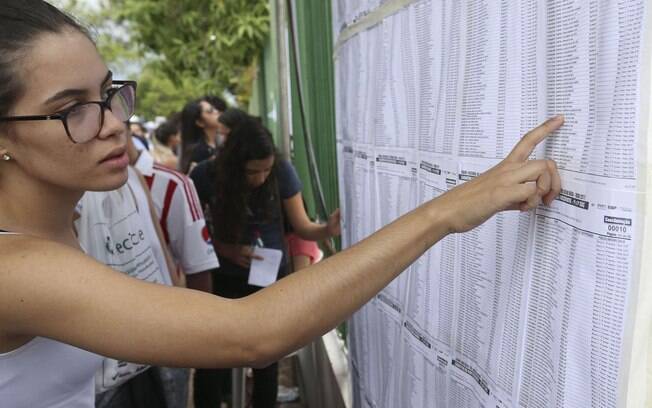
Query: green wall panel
250 0 339 229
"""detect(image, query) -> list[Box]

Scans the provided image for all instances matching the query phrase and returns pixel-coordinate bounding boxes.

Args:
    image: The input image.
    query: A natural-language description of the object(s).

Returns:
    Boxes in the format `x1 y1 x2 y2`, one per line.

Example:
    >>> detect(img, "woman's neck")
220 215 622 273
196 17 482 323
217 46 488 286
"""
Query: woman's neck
0 170 82 246
203 129 217 147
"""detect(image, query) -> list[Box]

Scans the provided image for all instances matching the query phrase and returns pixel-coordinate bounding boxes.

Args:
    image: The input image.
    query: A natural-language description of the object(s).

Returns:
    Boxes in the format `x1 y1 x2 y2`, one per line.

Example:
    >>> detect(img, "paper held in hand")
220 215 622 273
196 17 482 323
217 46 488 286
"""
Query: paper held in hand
248 247 283 287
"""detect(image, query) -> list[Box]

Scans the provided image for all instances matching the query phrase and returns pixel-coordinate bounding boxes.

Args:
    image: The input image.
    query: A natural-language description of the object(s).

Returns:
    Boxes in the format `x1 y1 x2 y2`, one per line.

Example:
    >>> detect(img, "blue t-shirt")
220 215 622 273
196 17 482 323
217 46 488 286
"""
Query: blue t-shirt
190 158 302 281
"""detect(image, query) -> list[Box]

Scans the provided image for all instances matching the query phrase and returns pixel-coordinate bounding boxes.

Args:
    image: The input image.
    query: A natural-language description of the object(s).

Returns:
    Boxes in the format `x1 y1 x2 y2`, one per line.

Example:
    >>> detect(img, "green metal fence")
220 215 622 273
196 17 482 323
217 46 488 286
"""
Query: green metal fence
250 1 339 226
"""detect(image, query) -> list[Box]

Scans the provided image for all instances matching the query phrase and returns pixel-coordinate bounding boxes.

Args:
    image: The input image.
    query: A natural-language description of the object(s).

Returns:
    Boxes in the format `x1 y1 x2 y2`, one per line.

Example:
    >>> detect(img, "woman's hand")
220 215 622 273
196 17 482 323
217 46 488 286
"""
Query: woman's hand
233 246 264 268
217 243 264 268
326 209 341 237
441 115 564 233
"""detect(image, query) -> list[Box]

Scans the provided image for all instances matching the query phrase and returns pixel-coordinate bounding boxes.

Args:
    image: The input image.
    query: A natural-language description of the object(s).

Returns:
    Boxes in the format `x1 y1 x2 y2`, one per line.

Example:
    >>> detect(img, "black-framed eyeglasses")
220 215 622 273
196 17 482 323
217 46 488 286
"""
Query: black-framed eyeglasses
0 80 137 144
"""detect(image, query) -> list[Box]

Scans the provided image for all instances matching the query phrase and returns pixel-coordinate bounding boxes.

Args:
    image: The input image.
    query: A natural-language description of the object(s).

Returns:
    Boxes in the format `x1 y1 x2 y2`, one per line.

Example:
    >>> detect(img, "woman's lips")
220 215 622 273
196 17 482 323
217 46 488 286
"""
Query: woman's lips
100 150 129 168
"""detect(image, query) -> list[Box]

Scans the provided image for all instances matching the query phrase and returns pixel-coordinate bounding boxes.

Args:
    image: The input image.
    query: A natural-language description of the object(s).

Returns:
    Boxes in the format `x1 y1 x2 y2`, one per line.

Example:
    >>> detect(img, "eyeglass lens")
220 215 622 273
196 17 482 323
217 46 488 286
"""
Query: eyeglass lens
67 84 136 143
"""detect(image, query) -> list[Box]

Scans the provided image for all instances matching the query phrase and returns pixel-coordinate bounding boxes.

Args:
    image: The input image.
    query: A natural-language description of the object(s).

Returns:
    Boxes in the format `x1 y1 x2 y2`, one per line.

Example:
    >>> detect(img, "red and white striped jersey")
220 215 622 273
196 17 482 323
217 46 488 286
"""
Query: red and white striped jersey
136 152 219 275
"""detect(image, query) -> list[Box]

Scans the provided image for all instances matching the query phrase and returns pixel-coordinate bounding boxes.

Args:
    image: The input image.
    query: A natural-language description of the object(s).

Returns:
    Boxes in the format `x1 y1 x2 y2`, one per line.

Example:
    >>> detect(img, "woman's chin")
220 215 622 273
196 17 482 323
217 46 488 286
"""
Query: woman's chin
85 170 129 192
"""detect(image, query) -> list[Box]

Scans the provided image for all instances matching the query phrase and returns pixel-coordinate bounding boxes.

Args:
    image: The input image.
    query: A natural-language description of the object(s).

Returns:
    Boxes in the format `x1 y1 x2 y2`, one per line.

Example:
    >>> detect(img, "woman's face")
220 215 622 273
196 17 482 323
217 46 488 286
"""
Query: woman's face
0 29 129 192
196 100 220 132
245 155 274 188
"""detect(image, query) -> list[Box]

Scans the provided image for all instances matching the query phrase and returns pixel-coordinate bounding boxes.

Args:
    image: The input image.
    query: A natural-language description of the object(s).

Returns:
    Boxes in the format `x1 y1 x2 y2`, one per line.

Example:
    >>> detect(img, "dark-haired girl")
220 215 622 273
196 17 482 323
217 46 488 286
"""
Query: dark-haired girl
190 118 341 407
180 98 221 173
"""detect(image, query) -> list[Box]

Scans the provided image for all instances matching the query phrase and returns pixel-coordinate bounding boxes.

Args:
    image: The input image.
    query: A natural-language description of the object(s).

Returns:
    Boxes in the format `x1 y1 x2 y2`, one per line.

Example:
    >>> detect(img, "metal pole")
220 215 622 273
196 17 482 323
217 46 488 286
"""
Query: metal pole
231 367 246 408
275 0 292 158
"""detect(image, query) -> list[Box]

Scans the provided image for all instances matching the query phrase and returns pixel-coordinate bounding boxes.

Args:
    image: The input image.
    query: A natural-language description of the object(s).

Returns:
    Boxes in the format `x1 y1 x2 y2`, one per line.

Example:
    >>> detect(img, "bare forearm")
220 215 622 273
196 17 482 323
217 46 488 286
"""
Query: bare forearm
294 222 330 241
240 198 452 363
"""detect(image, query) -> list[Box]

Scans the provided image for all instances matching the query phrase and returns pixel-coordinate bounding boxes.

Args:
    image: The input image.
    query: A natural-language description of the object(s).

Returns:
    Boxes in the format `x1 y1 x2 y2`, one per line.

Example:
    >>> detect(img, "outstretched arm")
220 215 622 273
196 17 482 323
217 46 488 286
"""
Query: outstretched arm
0 116 563 369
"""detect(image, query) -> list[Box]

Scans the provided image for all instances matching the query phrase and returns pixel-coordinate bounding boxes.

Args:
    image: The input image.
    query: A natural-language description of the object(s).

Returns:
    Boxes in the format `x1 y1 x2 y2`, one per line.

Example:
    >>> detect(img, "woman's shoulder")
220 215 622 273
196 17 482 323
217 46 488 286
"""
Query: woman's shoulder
189 158 217 204
189 158 216 185
0 236 92 332
0 235 91 280
0 234 116 301
274 158 297 180
274 158 302 198
0 233 58 257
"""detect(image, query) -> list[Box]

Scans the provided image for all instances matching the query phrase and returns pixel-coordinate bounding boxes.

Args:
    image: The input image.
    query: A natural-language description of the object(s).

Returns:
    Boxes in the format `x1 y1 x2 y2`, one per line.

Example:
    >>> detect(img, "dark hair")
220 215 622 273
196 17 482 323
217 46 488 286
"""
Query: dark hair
154 121 179 146
218 108 251 131
129 121 146 135
204 95 227 112
212 118 280 244
180 98 207 173
0 0 91 118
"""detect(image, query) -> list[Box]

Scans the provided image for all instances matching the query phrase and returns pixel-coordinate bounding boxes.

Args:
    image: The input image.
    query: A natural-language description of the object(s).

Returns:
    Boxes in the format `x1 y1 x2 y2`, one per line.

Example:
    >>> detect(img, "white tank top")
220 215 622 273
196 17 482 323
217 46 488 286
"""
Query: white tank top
0 232 102 407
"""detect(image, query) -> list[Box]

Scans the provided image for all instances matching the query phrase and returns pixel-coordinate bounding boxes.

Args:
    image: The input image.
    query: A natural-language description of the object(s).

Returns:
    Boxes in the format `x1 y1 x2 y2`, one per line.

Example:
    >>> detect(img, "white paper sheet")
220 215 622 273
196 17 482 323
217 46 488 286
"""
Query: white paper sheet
335 0 649 406
248 247 283 288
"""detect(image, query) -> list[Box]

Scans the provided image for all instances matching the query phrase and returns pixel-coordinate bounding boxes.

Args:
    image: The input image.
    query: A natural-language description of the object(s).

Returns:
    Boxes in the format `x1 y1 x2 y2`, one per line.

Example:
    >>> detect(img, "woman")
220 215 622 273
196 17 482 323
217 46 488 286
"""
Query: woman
0 1 562 407
151 119 181 170
180 97 221 173
190 119 342 407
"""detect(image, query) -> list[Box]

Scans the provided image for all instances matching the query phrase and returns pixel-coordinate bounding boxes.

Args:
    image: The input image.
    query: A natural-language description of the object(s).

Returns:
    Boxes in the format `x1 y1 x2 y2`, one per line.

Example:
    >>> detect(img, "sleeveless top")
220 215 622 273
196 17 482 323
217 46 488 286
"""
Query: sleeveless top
0 231 102 407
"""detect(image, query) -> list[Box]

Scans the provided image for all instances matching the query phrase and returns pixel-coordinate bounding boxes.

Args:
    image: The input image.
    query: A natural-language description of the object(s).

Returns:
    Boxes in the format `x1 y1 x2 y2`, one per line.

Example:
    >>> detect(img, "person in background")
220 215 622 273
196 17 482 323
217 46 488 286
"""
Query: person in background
0 2 564 408
216 107 251 146
77 145 182 408
129 120 149 151
205 95 227 115
131 137 218 294
151 118 181 170
180 97 221 174
128 136 220 407
185 107 251 406
217 108 326 275
190 118 341 408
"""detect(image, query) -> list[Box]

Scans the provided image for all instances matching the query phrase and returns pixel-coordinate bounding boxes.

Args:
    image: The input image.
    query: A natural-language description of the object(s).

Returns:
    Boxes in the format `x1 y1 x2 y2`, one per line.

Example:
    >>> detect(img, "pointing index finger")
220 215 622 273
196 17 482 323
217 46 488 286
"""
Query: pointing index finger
507 115 564 162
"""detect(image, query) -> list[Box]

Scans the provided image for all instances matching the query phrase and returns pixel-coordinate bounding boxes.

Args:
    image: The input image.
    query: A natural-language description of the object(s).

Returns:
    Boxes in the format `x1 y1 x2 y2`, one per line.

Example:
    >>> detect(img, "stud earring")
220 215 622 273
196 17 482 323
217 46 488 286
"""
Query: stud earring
2 153 11 161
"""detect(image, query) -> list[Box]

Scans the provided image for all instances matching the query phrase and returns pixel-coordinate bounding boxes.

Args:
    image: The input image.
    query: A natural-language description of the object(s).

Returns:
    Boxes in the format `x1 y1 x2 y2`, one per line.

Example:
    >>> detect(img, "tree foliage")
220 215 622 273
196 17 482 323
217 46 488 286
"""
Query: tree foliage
111 0 270 105
54 0 269 119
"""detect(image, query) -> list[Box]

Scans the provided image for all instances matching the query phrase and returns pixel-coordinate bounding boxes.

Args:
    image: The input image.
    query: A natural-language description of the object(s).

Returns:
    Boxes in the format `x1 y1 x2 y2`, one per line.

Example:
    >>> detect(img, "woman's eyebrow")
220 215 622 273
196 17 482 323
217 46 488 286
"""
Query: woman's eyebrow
44 71 113 106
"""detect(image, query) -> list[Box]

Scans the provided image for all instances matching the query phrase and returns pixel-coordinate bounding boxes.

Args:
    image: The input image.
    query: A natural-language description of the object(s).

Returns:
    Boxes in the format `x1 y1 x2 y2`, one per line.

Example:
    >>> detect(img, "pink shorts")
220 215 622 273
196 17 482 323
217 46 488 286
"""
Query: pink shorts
286 233 322 264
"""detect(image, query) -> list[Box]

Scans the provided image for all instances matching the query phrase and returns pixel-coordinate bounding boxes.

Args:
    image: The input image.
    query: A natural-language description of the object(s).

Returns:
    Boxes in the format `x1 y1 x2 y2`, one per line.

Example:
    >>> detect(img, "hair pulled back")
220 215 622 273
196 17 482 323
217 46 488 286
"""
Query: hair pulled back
0 0 90 118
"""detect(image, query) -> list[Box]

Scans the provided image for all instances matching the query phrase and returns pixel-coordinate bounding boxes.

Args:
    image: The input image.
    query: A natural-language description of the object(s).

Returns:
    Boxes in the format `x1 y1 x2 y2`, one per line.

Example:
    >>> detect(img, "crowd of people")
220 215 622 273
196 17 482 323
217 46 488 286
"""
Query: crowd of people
112 95 336 407
0 1 564 408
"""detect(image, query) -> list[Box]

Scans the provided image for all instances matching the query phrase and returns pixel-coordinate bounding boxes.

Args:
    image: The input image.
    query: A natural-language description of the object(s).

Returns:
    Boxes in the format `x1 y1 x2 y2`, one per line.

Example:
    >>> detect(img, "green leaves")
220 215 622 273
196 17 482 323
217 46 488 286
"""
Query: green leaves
112 0 270 105
56 0 269 118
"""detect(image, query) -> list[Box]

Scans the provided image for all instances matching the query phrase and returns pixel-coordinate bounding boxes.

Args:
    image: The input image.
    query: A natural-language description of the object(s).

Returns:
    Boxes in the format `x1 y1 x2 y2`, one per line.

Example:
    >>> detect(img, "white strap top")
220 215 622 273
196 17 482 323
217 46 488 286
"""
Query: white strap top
0 337 102 407
0 231 102 407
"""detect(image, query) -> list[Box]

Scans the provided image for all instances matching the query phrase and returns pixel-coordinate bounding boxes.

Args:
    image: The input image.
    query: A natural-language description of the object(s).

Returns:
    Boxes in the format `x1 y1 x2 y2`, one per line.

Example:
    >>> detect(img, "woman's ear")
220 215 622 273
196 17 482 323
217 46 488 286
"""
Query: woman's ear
195 118 205 129
0 146 11 162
